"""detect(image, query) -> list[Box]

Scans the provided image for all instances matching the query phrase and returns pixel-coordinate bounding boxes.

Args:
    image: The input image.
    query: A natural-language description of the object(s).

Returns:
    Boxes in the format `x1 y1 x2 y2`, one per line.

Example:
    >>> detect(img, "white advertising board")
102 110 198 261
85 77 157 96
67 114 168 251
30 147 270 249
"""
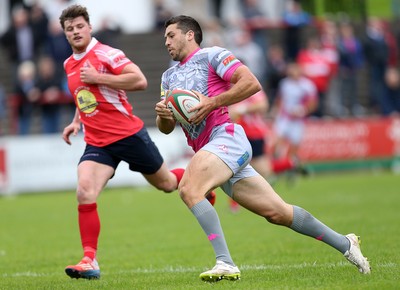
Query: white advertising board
0 128 192 195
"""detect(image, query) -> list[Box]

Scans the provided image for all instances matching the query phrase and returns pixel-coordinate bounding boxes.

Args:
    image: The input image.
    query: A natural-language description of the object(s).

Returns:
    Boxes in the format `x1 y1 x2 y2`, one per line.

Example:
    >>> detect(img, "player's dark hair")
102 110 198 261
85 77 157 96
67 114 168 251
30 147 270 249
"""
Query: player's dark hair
165 15 203 45
59 4 90 30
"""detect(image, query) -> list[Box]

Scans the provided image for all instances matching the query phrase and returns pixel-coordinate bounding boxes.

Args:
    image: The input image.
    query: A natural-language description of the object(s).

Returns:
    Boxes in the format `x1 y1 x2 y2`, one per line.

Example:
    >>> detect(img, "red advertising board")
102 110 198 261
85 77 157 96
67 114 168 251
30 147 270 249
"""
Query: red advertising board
0 147 6 189
298 117 400 161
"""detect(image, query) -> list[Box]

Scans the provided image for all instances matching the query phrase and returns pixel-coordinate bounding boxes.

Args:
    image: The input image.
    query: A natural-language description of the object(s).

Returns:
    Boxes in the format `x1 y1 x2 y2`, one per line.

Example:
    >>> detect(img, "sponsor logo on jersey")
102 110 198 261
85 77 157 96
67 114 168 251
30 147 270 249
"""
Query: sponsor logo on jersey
77 89 98 114
107 49 126 64
222 55 236 66
237 151 250 166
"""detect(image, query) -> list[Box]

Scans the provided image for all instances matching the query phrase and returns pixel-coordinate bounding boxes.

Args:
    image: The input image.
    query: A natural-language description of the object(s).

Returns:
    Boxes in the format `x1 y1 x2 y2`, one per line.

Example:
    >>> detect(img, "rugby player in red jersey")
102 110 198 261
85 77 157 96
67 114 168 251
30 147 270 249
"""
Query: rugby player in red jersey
59 5 187 279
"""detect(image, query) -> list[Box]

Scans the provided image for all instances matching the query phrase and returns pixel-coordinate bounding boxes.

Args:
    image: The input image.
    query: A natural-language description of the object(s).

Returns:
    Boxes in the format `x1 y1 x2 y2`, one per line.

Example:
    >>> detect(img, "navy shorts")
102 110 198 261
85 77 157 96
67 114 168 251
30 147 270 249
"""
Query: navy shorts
248 138 265 158
79 127 164 174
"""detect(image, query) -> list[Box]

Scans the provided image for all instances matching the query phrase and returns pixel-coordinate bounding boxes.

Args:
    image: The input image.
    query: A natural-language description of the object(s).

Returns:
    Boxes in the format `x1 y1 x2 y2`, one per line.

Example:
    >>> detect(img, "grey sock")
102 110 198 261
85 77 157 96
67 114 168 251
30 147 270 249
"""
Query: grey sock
191 199 235 265
290 205 350 254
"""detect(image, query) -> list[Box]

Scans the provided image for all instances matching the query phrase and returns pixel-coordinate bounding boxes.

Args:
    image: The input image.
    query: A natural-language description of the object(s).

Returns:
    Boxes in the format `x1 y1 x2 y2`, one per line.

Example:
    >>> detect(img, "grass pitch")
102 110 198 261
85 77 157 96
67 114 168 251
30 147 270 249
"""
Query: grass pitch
0 170 399 289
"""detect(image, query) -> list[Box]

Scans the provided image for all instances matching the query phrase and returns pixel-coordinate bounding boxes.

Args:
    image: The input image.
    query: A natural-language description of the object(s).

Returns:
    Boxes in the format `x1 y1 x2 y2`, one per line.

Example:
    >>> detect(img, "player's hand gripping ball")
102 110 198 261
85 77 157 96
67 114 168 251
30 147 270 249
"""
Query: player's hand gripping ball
166 89 200 125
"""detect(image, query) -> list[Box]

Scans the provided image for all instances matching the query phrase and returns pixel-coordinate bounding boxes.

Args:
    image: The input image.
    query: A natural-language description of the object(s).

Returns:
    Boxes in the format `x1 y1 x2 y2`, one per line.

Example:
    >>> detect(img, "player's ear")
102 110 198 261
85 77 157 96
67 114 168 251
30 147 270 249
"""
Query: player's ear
186 30 194 41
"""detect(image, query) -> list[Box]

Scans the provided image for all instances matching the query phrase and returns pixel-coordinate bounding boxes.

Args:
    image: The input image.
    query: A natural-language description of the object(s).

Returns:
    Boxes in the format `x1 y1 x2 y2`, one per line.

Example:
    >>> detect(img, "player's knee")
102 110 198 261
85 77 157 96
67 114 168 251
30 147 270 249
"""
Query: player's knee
155 180 176 193
177 182 196 203
154 175 177 193
76 181 98 204
177 182 189 199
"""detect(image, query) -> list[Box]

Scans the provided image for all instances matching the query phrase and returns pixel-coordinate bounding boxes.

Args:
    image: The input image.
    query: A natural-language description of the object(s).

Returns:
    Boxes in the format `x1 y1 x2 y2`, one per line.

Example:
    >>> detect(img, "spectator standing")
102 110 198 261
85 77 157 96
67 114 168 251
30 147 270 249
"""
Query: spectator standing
0 84 5 135
208 0 224 20
31 56 63 133
45 20 75 124
320 20 340 117
337 22 365 117
240 0 270 53
46 20 73 80
363 17 397 115
0 5 39 83
384 67 400 115
154 0 174 31
265 44 288 107
14 60 39 135
282 0 311 61
297 36 333 117
29 1 49 56
229 29 266 84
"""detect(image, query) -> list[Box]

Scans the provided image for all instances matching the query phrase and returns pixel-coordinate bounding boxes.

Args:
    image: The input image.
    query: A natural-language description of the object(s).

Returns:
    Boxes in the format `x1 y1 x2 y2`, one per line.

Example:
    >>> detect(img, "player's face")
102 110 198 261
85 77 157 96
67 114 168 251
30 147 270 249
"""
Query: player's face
164 24 188 62
63 16 92 54
287 63 301 79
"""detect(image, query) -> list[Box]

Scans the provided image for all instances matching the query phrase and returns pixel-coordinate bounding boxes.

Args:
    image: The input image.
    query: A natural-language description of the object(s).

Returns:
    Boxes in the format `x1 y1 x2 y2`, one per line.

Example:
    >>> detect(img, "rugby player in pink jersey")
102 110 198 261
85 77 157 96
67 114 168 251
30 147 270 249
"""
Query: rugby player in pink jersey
155 15 370 282
59 5 188 279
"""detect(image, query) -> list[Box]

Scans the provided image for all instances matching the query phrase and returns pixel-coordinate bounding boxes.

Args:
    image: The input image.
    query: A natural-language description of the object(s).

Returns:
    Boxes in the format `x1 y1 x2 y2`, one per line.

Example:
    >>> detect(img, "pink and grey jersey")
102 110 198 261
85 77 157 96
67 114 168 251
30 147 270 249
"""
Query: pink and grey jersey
161 46 242 152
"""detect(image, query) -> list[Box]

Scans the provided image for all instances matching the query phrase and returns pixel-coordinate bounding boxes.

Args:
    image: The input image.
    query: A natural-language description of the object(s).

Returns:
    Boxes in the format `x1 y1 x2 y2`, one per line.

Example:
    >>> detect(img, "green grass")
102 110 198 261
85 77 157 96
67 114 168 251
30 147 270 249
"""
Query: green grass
312 0 393 18
0 171 399 289
367 0 393 18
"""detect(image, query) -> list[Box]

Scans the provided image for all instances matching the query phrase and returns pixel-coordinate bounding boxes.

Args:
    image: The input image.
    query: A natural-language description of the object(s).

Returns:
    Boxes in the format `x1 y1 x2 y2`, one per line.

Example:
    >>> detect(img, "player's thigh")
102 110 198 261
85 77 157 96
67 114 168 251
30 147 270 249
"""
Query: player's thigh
181 150 232 196
287 120 304 145
77 160 115 198
232 175 292 224
250 155 271 178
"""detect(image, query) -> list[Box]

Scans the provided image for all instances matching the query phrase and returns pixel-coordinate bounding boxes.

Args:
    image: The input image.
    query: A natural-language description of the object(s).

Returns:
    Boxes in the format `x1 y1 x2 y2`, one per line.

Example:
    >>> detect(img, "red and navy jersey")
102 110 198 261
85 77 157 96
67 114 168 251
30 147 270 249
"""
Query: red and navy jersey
64 38 143 147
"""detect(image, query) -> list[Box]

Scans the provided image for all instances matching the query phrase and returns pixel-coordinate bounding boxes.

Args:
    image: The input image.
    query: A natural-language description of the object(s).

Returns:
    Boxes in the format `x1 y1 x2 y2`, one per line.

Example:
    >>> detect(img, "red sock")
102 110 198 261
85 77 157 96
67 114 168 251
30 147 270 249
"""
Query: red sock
78 203 100 260
206 191 216 206
272 157 295 173
171 168 185 185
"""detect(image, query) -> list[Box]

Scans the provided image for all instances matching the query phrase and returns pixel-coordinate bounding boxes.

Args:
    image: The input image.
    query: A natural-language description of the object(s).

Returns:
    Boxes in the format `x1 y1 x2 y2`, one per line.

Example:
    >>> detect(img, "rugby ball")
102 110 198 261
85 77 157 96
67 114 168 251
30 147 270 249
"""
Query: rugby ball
166 89 199 125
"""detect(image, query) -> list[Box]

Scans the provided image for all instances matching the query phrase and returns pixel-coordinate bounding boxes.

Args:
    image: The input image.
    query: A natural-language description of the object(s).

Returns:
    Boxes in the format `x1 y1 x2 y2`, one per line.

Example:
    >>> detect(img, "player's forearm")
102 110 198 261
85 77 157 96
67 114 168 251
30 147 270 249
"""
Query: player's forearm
247 101 268 114
72 108 80 123
156 116 175 134
213 68 261 108
96 72 148 91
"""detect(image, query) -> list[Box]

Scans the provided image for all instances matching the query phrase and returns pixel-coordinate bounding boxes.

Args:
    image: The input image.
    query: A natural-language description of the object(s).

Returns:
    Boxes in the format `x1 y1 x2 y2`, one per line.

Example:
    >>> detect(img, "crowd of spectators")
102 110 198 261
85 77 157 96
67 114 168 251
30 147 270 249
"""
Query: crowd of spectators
1 0 400 136
203 0 400 119
0 1 74 135
0 0 121 135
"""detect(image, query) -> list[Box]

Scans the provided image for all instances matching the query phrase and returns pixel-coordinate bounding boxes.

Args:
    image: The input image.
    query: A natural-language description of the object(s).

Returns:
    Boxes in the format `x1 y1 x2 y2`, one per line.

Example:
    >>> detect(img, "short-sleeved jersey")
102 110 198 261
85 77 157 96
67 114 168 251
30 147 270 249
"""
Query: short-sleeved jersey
296 49 332 93
277 76 317 120
161 46 242 152
64 38 143 147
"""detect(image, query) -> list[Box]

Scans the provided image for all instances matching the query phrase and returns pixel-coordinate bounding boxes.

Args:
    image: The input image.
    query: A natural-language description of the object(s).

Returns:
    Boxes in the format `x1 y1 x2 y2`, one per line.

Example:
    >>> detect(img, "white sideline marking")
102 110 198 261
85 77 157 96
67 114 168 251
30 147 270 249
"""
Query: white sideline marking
3 271 47 277
2 262 396 277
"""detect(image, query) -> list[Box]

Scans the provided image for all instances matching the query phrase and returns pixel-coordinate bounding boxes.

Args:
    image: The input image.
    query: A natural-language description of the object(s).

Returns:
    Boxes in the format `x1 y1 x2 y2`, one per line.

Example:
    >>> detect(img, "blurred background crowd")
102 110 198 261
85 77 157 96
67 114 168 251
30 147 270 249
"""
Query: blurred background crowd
0 0 400 135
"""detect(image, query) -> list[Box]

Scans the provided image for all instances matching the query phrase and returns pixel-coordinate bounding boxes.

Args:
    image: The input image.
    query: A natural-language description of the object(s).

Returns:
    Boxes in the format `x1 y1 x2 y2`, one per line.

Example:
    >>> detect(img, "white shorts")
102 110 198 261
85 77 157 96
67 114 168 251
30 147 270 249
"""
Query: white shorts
273 117 305 145
200 123 258 198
